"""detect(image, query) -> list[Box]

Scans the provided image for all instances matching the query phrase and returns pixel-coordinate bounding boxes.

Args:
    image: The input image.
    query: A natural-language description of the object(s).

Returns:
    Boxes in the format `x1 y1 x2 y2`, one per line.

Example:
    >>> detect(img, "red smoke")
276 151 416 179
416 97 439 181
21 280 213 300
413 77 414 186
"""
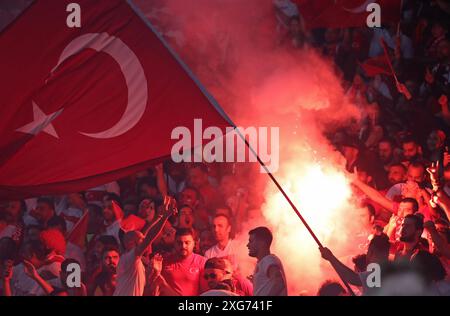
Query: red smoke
138 0 368 295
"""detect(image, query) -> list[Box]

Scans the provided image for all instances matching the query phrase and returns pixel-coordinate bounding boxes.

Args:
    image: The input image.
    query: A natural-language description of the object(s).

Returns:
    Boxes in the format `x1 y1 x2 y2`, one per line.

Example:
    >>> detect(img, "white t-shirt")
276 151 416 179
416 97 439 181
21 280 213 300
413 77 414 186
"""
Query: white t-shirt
113 249 146 296
105 220 121 245
23 198 39 226
11 261 61 296
204 240 238 270
61 207 83 232
65 242 86 272
253 254 287 296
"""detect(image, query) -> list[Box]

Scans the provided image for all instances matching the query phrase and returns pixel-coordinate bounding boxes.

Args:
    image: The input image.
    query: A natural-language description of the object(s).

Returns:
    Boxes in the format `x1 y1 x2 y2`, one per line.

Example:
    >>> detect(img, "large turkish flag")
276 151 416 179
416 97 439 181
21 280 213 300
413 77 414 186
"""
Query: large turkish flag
0 0 230 199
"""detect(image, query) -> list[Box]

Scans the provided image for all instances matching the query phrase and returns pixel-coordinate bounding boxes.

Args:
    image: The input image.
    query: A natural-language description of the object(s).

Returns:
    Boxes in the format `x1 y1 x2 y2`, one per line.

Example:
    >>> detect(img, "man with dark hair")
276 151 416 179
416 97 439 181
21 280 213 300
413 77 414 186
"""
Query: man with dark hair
395 214 429 262
89 246 120 296
366 234 391 264
204 214 238 270
177 205 195 229
178 186 209 231
384 197 420 243
179 186 202 209
386 162 428 203
426 129 446 162
86 234 119 277
317 280 347 296
387 163 407 185
30 198 63 229
378 138 396 169
247 226 287 296
401 136 425 166
152 227 207 296
352 254 367 273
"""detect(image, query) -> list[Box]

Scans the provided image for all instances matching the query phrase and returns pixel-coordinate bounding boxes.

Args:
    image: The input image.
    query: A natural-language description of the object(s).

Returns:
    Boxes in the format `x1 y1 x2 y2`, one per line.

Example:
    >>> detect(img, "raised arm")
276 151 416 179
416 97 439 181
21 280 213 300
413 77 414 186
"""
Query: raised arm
2 260 13 296
155 163 168 198
424 221 450 259
23 260 55 295
135 196 177 257
148 253 181 296
427 161 450 219
320 247 362 287
353 178 394 213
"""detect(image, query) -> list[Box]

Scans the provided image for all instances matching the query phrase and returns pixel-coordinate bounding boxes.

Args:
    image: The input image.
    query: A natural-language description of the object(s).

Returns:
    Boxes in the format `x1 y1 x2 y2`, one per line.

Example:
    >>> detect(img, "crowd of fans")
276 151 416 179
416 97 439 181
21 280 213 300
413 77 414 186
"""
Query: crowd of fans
1 0 450 296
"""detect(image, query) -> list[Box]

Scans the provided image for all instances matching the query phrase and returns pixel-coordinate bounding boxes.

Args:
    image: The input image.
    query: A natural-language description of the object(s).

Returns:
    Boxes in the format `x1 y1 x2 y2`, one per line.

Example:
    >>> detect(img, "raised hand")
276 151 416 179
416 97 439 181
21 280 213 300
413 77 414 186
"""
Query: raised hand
427 161 440 190
23 259 39 280
443 148 450 167
319 247 335 261
162 195 178 217
151 253 163 276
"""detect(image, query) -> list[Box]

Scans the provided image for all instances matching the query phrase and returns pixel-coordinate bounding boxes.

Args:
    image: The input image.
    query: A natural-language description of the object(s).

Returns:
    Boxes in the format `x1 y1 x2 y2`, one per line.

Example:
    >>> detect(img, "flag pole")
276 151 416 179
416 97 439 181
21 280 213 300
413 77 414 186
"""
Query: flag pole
127 0 356 295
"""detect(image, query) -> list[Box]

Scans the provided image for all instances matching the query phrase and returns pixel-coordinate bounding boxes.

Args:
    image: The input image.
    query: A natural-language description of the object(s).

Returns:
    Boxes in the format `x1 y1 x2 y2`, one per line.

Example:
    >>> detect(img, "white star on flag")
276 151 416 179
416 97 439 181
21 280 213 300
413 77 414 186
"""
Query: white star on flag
16 101 64 139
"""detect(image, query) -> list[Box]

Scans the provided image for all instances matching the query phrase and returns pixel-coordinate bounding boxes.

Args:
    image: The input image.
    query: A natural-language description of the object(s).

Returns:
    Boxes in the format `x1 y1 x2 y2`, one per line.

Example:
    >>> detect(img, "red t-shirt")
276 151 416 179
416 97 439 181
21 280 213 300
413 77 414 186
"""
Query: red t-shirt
162 253 207 296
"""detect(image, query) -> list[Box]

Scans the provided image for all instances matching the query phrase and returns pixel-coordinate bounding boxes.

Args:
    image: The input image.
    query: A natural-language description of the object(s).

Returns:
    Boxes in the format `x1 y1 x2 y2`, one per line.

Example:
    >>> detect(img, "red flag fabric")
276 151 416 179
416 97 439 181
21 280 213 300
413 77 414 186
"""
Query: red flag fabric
67 211 89 248
0 0 230 199
293 0 401 29
358 55 391 77
120 214 147 232
111 200 124 222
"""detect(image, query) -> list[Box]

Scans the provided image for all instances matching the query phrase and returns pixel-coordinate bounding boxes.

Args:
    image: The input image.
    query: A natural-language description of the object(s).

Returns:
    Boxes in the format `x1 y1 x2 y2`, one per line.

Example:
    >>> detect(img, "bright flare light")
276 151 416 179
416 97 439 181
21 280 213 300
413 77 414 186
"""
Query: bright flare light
261 162 361 295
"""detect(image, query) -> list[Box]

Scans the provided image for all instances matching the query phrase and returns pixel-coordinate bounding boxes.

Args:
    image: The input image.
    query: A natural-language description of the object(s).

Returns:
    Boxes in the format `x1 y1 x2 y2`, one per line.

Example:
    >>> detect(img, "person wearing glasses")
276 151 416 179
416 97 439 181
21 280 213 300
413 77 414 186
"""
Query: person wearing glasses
201 257 239 296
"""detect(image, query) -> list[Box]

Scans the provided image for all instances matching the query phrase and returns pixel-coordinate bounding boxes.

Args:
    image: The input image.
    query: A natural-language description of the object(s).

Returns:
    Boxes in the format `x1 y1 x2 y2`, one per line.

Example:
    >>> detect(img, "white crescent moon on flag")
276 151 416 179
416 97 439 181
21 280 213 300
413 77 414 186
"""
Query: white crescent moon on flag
51 32 148 139
342 0 375 14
